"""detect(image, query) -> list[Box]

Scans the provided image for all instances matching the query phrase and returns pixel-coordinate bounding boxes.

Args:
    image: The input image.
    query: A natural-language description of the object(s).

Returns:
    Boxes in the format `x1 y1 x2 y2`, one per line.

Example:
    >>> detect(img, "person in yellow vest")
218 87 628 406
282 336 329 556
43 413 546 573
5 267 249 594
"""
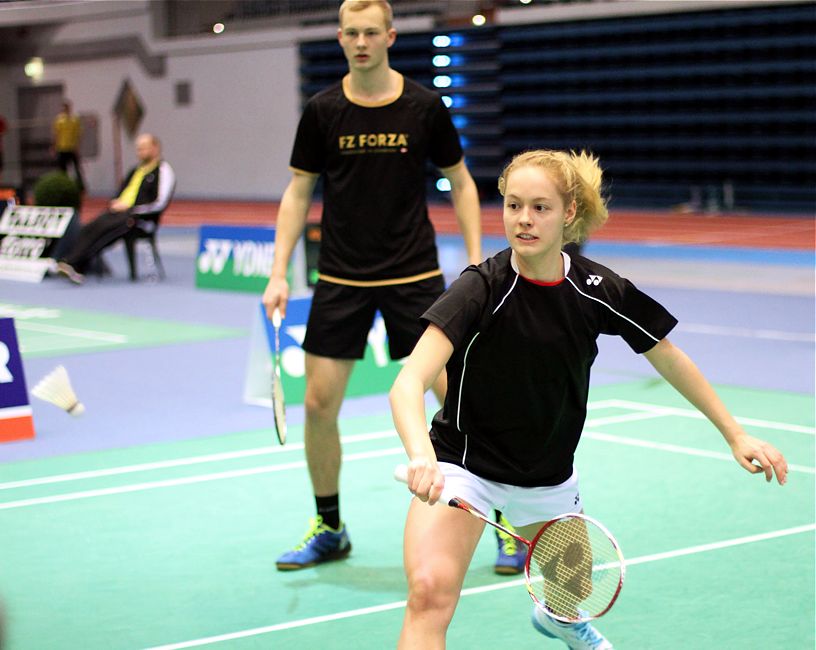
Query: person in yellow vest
52 100 85 193
56 133 175 284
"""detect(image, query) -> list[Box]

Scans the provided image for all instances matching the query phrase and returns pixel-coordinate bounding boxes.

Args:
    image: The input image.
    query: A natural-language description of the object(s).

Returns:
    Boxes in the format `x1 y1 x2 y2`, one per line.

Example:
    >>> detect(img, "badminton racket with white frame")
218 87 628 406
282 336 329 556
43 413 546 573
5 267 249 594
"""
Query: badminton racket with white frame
271 307 287 445
394 464 624 623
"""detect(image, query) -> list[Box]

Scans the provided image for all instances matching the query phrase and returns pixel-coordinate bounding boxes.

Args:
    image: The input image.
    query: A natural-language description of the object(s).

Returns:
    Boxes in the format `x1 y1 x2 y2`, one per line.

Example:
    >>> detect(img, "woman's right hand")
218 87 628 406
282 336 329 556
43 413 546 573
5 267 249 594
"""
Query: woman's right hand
405 457 446 505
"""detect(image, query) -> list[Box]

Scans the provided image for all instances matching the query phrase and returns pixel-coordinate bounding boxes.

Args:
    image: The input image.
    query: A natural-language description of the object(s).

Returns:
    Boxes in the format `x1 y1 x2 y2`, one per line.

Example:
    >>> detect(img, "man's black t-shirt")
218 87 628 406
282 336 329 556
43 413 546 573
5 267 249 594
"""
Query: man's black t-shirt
422 248 678 487
290 75 463 282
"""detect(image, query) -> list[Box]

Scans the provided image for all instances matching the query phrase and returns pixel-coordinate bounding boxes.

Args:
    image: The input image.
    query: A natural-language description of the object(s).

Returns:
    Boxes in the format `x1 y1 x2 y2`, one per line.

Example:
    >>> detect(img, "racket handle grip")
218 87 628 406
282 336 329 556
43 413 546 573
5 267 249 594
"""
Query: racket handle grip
272 308 282 328
394 464 408 484
393 464 454 505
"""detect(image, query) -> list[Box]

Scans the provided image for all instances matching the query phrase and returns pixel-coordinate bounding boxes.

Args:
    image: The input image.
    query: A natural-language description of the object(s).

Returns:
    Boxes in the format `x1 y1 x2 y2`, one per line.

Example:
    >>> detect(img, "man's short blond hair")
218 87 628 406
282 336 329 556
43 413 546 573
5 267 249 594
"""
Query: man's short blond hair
339 0 393 29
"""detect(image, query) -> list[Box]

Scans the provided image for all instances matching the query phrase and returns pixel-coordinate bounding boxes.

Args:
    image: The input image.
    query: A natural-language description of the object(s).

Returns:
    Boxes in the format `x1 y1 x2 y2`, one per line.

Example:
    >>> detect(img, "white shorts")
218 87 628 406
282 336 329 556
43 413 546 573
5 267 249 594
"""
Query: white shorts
438 462 582 527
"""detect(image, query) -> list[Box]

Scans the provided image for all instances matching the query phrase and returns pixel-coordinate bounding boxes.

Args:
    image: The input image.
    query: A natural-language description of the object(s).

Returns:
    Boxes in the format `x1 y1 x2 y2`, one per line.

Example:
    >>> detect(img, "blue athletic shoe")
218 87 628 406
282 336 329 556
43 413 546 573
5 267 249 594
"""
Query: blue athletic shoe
531 605 613 649
275 516 351 571
494 514 527 575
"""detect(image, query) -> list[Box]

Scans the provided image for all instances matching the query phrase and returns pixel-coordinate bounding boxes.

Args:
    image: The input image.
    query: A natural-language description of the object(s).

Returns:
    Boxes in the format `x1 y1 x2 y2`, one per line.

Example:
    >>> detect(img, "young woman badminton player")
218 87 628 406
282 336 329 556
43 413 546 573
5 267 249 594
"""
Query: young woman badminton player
389 149 788 649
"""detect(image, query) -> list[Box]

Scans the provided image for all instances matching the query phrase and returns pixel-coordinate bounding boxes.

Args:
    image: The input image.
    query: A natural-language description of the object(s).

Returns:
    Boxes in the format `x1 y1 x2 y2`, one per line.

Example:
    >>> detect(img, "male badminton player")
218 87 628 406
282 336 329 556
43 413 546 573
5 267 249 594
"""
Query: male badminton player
262 0 483 571
390 149 788 649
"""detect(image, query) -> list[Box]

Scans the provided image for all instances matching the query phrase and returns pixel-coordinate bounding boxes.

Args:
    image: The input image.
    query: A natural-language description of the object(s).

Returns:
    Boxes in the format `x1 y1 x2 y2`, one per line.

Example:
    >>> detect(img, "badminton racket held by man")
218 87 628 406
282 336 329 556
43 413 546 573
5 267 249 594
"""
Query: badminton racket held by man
270 307 287 445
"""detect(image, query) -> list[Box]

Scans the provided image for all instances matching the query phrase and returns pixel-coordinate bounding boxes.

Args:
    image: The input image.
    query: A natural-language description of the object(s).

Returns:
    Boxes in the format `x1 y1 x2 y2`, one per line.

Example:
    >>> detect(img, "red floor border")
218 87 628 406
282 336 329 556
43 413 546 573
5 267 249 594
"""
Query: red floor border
79 197 814 250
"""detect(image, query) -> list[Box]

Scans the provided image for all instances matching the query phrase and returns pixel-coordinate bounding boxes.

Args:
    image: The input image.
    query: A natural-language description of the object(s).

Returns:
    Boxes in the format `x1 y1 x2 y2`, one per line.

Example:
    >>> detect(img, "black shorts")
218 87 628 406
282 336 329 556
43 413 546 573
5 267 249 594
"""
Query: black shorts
303 275 446 360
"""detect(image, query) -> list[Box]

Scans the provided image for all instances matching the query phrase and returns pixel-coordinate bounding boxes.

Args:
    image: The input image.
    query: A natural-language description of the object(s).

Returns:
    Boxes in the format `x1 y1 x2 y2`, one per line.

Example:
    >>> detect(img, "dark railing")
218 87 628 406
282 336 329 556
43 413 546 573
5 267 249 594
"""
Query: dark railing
298 2 815 211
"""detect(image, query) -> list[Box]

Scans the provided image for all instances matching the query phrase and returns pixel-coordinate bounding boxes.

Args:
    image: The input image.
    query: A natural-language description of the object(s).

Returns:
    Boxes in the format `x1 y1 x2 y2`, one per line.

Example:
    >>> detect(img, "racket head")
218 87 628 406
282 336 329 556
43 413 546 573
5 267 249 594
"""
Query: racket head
524 513 624 623
272 370 286 445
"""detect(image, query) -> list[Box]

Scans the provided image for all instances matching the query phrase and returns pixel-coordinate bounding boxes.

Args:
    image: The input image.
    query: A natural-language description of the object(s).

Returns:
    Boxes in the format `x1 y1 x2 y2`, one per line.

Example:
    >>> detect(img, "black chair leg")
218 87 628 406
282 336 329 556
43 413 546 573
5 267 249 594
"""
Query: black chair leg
125 237 138 281
149 238 166 280
125 233 164 281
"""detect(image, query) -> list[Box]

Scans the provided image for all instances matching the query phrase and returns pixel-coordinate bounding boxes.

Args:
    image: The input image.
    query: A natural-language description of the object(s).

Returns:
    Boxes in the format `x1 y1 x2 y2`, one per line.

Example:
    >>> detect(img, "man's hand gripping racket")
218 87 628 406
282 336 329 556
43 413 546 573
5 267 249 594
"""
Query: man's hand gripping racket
394 464 625 623
271 308 287 445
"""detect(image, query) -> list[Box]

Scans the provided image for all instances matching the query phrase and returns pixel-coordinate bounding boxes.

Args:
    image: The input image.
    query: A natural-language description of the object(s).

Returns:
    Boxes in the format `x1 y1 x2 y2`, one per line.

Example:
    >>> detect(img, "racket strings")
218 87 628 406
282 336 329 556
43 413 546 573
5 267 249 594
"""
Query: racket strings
528 517 622 620
273 377 286 424
271 315 287 444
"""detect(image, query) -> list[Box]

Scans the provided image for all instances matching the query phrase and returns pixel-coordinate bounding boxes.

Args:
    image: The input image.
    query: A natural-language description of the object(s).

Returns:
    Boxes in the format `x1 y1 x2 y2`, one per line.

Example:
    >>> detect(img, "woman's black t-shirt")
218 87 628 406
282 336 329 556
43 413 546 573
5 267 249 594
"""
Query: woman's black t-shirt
422 248 678 487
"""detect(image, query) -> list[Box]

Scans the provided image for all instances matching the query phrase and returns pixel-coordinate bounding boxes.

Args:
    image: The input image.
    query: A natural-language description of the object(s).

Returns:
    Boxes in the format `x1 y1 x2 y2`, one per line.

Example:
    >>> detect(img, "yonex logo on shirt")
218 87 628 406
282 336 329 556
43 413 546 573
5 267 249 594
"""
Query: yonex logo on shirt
586 275 603 286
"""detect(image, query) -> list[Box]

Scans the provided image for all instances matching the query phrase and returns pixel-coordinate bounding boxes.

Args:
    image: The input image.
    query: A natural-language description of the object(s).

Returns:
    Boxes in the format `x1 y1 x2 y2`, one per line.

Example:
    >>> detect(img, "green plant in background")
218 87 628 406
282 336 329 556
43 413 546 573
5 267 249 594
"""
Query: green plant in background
32 171 82 261
33 171 81 208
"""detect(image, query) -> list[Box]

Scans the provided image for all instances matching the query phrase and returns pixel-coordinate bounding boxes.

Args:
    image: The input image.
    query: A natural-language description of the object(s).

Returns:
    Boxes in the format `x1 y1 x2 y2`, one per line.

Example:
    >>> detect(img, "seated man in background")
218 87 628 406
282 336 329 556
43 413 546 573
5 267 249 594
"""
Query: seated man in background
57 133 175 284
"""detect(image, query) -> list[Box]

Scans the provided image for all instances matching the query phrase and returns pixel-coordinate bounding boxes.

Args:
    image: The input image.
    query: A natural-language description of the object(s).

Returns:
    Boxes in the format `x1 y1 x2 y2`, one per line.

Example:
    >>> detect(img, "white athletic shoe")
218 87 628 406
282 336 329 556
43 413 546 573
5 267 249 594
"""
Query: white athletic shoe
56 261 85 285
531 605 613 649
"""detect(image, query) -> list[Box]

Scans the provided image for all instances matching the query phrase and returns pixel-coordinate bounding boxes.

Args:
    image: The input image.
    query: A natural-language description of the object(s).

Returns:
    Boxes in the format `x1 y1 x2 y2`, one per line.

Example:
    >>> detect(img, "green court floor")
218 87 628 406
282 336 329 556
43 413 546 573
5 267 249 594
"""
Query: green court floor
1 302 244 357
0 381 813 649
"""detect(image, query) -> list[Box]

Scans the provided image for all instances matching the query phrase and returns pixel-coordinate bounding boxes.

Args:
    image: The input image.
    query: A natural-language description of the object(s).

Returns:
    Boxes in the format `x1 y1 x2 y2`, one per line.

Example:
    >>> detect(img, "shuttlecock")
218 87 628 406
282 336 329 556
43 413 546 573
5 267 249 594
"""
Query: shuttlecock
31 365 85 416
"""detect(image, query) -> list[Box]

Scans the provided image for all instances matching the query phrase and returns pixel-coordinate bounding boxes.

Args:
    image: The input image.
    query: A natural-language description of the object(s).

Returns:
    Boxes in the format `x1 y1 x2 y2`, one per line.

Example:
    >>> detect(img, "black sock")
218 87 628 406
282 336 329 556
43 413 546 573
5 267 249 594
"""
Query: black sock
316 494 340 530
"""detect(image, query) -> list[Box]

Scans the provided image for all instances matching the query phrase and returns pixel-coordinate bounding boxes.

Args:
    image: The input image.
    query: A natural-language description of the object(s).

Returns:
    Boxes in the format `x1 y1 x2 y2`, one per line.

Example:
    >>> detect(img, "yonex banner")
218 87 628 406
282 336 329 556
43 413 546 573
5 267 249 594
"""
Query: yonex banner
0 317 35 443
196 225 308 294
243 297 403 407
195 225 276 293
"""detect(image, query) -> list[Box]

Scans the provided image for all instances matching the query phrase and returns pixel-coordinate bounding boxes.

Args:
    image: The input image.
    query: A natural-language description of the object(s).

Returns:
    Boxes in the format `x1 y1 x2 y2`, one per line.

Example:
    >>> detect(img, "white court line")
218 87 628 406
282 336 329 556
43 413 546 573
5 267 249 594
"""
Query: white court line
583 410 677 428
0 401 629 492
0 447 405 511
2 419 813 505
20 339 121 354
2 432 812 510
144 523 816 650
583 430 816 474
586 399 622 411
0 430 397 491
605 399 816 435
0 414 655 491
14 321 129 343
3 401 808 492
147 601 409 650
676 322 816 343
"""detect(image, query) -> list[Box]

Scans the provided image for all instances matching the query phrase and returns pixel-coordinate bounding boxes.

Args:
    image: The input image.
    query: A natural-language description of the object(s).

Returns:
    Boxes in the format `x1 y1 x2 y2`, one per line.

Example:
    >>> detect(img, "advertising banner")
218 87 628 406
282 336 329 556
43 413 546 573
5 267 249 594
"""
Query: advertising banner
0 205 75 282
0 317 35 443
243 297 403 407
195 225 277 293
